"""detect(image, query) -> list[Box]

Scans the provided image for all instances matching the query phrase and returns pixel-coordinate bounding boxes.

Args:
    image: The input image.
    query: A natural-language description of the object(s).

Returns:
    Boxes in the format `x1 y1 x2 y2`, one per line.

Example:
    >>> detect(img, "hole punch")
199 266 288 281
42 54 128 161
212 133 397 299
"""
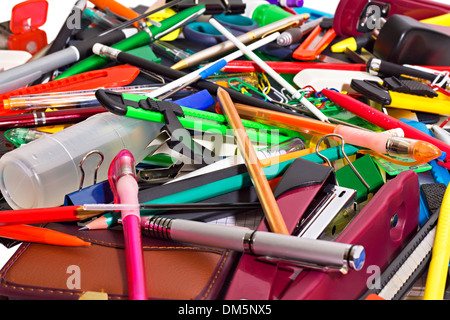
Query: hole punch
315 133 371 191
78 150 104 190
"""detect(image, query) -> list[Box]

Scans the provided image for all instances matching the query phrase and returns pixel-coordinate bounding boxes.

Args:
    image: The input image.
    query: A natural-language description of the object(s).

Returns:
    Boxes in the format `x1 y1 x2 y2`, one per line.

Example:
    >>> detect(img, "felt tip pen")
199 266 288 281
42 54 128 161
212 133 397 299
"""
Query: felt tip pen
233 102 442 164
141 216 365 273
108 149 147 300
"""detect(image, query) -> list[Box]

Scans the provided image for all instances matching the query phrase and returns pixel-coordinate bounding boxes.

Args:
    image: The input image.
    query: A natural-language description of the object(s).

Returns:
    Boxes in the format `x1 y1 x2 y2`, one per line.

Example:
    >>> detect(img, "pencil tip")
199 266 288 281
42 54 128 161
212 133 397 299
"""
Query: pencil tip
79 226 89 231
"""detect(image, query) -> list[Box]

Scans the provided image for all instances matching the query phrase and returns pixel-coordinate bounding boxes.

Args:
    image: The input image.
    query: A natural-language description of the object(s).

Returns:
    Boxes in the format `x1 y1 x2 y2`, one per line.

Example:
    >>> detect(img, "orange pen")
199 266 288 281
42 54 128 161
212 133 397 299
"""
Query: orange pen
233 103 442 165
0 224 91 247
89 0 141 28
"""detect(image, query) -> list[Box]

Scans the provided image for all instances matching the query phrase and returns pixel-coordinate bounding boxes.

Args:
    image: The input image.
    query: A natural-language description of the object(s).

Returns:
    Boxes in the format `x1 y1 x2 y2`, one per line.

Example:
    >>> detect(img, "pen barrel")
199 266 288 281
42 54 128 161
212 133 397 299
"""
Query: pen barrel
367 58 437 82
334 125 389 154
142 216 365 271
0 47 79 94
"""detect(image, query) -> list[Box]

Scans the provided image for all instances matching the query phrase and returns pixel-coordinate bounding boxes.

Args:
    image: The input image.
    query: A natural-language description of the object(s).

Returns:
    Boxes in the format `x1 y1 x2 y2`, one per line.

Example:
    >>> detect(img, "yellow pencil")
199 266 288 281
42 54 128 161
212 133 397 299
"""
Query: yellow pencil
217 87 289 235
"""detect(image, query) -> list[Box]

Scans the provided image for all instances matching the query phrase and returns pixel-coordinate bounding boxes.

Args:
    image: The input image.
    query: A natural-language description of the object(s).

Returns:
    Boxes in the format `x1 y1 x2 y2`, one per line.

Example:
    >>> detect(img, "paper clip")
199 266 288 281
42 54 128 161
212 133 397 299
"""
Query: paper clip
292 25 336 61
315 133 370 191
228 78 268 101
78 150 104 190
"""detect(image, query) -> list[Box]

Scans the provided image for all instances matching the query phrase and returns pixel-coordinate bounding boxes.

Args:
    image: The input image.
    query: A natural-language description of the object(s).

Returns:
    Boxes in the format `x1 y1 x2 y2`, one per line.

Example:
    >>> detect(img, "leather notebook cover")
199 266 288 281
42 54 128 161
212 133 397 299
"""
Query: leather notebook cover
0 222 237 300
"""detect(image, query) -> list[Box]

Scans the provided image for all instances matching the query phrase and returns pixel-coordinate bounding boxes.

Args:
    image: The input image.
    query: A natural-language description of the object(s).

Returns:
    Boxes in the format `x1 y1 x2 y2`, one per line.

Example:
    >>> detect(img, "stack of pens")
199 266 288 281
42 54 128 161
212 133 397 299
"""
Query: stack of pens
0 0 449 303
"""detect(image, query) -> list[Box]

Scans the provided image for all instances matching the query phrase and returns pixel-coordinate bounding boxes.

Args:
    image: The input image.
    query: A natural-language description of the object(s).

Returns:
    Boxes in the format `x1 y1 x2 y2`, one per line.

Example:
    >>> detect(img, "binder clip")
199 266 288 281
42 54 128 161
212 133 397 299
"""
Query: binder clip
8 0 48 55
64 150 114 206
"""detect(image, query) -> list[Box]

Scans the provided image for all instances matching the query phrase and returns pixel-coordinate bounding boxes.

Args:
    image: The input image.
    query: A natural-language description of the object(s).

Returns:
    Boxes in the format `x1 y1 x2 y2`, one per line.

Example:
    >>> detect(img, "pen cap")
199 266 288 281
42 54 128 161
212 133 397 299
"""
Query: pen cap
0 113 162 209
251 4 293 27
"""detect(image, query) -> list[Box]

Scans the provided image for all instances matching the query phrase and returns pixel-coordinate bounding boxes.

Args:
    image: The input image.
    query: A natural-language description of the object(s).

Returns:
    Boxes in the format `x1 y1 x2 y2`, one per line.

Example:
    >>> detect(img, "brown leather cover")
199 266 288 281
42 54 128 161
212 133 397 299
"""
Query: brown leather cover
0 222 237 300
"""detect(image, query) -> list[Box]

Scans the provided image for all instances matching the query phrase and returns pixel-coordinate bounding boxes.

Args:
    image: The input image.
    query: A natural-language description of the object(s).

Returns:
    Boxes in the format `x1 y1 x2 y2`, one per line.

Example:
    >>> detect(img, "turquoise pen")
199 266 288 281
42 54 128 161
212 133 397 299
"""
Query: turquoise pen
80 144 360 230
55 5 206 80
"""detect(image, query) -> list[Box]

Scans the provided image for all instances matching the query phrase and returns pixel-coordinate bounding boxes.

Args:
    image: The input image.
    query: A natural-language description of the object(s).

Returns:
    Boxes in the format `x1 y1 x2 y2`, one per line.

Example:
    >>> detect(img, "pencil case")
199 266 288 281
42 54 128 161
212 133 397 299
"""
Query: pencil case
0 222 237 300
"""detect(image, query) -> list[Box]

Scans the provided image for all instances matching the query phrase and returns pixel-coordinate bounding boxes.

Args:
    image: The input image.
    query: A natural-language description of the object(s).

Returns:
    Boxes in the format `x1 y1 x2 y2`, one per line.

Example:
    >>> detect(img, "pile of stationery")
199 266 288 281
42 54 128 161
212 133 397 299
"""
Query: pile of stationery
0 0 449 301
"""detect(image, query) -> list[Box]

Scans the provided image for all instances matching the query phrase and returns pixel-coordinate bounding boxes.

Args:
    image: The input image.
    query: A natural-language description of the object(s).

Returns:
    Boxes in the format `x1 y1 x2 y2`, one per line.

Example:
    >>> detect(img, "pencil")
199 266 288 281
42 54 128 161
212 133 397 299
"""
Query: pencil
0 224 91 247
217 87 289 235
0 205 101 226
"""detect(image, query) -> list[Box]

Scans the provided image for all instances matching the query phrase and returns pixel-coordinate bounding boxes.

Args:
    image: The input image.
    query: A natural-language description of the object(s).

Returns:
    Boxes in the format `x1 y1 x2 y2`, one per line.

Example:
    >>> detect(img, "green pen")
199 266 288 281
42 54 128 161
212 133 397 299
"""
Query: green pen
55 5 206 80
80 144 361 230
95 89 303 146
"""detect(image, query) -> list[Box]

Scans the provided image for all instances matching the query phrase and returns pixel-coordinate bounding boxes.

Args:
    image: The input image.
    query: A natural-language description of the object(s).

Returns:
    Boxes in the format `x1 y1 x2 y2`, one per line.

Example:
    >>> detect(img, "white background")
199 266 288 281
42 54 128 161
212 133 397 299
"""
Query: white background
0 0 449 276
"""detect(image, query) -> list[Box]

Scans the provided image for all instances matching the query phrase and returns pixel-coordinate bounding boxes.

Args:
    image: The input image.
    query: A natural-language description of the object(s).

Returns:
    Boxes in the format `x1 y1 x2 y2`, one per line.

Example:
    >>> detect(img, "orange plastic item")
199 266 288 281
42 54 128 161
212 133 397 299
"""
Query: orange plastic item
292 25 336 61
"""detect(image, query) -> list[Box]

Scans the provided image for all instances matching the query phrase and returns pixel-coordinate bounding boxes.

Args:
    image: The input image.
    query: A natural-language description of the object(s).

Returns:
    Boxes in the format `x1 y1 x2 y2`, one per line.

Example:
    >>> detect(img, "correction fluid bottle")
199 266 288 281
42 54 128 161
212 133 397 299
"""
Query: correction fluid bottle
0 113 162 209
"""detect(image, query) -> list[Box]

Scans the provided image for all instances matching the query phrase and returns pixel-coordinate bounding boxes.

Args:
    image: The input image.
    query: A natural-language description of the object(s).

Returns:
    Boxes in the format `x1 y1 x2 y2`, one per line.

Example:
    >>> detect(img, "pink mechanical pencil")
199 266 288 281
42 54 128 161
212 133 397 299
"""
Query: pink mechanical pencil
108 149 147 300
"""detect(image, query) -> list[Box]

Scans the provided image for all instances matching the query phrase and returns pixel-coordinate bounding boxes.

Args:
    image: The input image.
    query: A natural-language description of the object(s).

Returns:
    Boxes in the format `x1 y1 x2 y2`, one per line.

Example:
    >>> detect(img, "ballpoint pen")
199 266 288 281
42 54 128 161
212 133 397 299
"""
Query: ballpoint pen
92 32 280 100
232 102 443 165
88 0 143 29
108 149 147 300
4 128 50 147
0 27 138 94
277 17 322 46
141 215 365 273
217 87 289 235
150 40 192 63
0 107 107 131
321 88 450 162
209 18 329 123
0 224 90 247
170 13 310 70
3 84 159 111
55 5 206 80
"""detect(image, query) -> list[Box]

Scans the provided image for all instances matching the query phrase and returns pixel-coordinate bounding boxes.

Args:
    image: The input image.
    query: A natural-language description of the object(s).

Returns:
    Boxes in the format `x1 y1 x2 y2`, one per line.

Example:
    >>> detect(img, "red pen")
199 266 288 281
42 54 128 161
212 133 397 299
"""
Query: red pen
222 60 367 73
321 89 450 162
0 107 107 131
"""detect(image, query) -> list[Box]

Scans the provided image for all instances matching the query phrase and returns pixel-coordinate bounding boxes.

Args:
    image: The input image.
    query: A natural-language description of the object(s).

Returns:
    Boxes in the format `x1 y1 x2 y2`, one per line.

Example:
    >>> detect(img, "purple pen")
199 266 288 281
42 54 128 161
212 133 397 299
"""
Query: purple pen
109 149 148 300
266 0 304 7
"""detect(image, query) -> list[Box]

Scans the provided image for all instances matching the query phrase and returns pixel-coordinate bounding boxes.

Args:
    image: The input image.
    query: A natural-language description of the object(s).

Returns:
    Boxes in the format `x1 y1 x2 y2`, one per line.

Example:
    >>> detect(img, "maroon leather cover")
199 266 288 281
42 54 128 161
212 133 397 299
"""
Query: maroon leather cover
0 222 237 300
224 170 420 300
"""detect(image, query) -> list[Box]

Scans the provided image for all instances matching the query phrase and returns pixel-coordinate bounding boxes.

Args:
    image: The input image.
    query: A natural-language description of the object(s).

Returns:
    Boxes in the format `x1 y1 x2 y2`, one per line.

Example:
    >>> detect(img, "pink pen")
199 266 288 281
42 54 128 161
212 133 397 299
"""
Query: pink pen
108 149 147 300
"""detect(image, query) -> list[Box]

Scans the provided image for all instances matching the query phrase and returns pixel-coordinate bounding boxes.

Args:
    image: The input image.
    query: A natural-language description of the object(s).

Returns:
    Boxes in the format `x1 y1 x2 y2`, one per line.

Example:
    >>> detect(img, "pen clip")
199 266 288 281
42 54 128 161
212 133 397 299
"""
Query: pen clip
256 256 349 274
78 150 104 190
260 21 300 39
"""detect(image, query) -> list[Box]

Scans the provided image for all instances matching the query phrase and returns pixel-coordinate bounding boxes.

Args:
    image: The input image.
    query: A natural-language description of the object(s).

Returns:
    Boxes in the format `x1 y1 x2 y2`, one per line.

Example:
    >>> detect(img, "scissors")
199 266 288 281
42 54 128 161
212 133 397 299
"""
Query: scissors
183 13 259 46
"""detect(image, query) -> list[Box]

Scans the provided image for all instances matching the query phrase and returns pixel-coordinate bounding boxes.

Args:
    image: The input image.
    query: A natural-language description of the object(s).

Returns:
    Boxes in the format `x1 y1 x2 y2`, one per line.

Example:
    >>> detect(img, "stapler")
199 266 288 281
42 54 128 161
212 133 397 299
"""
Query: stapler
225 163 420 300
333 0 450 37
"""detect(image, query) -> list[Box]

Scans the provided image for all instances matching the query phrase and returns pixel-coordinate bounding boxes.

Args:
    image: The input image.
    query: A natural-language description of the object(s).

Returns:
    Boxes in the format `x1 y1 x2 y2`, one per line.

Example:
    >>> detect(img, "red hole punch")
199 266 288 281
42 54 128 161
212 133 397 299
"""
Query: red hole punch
8 0 49 55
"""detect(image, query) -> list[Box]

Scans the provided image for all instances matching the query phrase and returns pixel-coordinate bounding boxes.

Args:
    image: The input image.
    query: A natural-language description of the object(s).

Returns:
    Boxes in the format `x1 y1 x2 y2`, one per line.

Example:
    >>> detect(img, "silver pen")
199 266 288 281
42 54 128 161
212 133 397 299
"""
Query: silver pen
170 13 310 70
141 216 365 273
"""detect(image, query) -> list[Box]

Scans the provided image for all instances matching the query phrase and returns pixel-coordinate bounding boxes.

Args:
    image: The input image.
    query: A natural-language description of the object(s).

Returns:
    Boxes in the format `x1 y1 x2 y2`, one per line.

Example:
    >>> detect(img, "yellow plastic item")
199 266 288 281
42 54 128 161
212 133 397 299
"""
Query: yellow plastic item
386 91 450 115
148 8 181 41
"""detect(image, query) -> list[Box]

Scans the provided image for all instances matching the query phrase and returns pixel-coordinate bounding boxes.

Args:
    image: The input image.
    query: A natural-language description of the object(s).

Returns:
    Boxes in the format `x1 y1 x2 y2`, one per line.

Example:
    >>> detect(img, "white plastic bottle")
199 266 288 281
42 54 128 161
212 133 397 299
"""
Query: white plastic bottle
0 113 162 209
